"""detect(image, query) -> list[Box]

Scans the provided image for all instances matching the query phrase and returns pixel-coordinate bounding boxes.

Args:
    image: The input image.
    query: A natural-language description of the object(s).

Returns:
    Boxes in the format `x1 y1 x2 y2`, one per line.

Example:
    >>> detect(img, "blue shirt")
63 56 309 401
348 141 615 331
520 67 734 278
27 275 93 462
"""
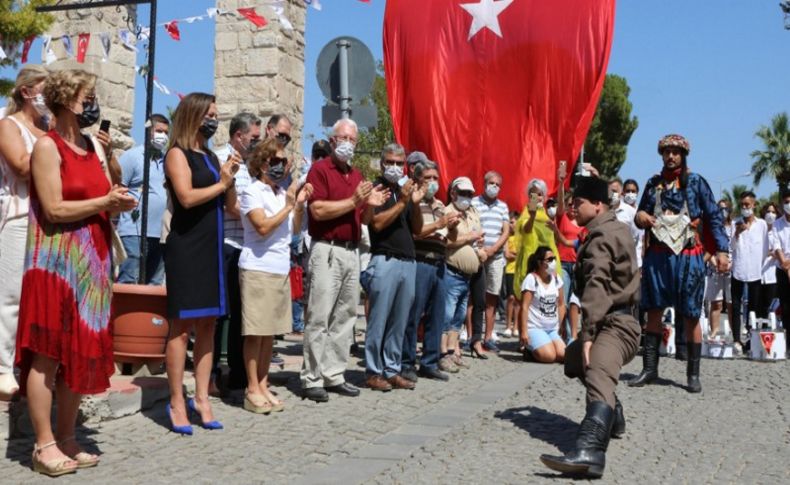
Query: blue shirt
637 172 729 253
116 145 167 238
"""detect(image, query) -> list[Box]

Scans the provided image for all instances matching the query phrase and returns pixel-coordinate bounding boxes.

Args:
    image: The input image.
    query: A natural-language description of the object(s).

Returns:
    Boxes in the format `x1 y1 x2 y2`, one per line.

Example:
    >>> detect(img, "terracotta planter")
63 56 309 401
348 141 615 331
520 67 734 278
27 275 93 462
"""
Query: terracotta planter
111 283 169 366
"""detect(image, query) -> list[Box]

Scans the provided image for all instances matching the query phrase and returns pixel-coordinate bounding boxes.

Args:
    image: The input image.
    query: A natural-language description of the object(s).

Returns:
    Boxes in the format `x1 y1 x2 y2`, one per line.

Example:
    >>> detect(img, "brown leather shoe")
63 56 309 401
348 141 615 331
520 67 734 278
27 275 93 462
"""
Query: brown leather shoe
387 375 416 390
366 375 393 392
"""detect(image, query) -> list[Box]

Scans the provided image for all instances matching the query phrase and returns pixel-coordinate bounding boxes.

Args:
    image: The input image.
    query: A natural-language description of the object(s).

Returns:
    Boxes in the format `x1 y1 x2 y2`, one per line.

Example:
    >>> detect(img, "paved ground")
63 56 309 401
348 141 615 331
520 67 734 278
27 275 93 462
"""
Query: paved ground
2 330 789 484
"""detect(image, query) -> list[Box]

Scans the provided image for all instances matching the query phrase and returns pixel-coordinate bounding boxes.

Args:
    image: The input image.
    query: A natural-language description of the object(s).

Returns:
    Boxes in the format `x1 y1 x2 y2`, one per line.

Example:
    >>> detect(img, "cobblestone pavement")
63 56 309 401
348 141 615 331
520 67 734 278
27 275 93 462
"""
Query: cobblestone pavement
2 333 789 484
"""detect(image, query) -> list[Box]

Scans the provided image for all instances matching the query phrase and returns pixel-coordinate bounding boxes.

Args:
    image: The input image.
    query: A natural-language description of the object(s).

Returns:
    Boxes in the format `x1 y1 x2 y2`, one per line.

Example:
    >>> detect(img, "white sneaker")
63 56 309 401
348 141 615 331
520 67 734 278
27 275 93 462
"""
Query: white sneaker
460 328 468 342
502 329 513 338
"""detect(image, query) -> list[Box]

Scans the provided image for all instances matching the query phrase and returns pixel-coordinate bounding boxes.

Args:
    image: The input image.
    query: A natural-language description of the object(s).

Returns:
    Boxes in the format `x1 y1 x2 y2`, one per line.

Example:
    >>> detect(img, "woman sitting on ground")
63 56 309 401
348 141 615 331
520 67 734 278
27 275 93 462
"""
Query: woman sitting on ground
518 245 566 363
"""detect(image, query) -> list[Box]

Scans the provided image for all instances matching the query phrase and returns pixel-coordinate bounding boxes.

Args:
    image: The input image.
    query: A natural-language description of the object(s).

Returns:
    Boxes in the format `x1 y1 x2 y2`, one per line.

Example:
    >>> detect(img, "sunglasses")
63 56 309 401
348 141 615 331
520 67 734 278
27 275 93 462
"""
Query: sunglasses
383 159 406 167
544 256 556 263
269 156 288 167
276 133 292 146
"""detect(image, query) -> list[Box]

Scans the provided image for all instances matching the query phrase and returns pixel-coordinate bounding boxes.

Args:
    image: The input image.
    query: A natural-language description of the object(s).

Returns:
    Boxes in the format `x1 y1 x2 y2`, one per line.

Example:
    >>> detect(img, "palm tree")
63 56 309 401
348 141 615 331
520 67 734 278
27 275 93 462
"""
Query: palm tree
722 184 752 208
751 112 790 194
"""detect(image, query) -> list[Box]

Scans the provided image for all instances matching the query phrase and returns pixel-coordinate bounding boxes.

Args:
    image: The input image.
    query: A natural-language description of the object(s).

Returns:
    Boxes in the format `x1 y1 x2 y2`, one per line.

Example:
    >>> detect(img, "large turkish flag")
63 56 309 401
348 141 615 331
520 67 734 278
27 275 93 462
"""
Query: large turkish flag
384 0 615 209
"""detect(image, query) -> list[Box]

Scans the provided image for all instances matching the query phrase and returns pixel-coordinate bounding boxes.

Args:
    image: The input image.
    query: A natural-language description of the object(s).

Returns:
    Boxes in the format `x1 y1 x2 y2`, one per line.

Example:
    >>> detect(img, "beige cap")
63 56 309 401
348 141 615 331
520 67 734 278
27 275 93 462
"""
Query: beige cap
451 176 475 193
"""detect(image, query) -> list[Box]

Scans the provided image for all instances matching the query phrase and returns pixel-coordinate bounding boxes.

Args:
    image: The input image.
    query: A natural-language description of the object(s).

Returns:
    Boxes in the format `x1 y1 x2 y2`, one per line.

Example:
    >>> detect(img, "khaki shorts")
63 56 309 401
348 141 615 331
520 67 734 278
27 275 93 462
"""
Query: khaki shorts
240 268 292 336
485 257 505 295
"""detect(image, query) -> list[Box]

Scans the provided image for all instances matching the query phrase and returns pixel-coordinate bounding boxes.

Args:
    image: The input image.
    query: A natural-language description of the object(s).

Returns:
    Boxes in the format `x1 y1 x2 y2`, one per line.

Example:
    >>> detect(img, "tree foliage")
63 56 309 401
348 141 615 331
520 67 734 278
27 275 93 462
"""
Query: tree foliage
584 74 639 180
352 62 394 181
751 112 790 194
0 0 55 96
722 183 752 208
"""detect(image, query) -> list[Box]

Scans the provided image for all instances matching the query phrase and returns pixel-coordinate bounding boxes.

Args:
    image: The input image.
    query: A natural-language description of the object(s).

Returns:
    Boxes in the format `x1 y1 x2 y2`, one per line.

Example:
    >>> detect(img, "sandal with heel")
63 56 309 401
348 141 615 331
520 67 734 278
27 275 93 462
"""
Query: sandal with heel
31 441 78 477
57 436 100 468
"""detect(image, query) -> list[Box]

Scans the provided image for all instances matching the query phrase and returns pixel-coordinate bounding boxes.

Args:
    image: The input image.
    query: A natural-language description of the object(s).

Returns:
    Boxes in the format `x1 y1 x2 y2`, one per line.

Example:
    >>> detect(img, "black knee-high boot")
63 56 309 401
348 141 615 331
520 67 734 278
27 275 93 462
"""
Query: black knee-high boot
540 401 614 479
686 342 702 393
628 332 661 387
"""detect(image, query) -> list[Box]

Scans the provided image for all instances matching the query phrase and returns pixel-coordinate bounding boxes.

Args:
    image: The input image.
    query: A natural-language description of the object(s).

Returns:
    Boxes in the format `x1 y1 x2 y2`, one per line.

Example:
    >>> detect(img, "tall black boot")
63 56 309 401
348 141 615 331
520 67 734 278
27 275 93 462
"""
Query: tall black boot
611 395 625 438
540 401 614 479
628 332 661 387
686 342 702 393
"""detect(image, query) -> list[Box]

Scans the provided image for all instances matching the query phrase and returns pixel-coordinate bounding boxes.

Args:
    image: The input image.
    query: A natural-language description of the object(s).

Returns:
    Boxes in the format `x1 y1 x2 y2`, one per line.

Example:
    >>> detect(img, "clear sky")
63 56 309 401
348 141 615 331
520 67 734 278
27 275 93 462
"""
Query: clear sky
3 0 789 198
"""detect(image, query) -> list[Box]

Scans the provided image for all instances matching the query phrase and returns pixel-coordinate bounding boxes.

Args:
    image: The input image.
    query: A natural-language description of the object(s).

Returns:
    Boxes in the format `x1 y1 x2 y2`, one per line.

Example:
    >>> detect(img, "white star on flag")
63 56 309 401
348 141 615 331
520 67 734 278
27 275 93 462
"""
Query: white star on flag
459 0 514 40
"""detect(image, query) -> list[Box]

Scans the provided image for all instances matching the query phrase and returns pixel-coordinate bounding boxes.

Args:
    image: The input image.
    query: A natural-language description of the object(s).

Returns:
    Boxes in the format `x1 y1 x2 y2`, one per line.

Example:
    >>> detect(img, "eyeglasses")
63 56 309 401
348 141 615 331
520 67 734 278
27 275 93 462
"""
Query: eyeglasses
544 256 556 263
275 133 292 147
334 134 358 144
269 156 288 167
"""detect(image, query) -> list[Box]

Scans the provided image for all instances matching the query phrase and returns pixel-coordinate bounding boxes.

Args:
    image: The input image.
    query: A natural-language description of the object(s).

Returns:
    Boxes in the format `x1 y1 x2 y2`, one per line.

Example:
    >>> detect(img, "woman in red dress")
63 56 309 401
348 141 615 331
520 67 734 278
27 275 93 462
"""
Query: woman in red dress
16 69 136 477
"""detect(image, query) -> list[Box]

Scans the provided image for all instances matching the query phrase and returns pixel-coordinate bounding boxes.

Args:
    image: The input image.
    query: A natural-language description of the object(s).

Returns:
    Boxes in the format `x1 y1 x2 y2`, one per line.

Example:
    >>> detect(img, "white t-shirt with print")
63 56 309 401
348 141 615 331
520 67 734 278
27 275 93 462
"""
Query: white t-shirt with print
239 180 292 275
521 273 564 331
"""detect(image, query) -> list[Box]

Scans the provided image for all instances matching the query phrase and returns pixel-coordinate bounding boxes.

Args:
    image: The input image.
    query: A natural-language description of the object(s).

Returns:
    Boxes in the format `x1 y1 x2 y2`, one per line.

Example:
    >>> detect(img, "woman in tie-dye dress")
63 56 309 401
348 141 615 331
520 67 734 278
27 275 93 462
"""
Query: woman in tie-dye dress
15 69 136 477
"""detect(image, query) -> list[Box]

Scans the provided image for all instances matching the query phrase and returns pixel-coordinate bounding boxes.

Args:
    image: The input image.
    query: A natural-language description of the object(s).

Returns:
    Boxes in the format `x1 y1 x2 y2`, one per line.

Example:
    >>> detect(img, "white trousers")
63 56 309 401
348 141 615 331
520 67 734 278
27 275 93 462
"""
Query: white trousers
0 217 27 373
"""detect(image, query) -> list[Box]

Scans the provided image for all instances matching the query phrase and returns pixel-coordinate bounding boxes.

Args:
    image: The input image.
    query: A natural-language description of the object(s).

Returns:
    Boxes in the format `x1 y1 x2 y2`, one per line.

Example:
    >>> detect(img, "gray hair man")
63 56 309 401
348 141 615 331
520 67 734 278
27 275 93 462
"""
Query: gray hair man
301 118 389 402
211 112 262 393
471 170 510 353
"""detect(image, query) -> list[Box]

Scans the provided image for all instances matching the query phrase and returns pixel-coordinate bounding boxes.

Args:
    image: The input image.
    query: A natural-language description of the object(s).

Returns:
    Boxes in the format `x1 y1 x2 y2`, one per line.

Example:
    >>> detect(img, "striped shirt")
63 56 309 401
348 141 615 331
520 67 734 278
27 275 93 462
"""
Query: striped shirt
215 143 252 249
472 195 509 258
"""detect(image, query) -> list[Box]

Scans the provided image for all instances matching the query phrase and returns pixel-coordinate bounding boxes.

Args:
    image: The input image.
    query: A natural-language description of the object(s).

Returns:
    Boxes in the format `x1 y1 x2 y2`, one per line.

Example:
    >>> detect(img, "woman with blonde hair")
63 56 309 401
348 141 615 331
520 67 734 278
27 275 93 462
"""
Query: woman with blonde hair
16 68 137 476
237 138 312 413
0 65 50 400
164 92 239 434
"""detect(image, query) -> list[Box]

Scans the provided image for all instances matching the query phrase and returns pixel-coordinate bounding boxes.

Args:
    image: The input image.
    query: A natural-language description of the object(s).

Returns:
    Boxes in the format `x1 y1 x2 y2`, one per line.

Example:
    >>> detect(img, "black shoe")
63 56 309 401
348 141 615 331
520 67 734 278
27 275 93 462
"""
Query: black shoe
611 396 625 438
302 387 329 402
325 382 360 397
417 366 449 381
628 332 661 387
675 343 688 361
400 367 419 383
686 343 702 393
540 401 614 479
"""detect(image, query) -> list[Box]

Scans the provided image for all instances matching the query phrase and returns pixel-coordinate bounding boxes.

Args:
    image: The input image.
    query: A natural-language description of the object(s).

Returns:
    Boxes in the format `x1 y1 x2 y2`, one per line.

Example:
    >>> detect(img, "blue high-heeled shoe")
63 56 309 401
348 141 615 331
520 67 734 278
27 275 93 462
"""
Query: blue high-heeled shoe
187 398 224 430
166 403 193 436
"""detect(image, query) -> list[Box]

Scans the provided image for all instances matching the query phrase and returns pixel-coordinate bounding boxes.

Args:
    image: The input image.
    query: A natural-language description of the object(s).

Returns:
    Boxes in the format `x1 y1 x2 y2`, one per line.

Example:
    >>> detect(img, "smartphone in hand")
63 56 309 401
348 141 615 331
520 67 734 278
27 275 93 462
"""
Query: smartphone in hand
528 192 540 212
99 119 111 134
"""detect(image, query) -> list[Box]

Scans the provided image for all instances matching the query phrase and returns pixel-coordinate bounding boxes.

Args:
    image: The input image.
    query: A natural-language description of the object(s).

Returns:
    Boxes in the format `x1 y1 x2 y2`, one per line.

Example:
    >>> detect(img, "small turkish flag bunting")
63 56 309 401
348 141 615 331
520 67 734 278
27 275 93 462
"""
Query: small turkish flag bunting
760 332 775 355
238 8 267 28
662 327 671 347
76 33 90 63
21 35 35 63
164 21 180 41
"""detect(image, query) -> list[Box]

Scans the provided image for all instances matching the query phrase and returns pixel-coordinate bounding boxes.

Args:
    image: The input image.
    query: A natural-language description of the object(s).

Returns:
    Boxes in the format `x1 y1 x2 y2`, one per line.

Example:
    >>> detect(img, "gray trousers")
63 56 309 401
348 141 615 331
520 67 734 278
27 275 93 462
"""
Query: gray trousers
564 314 640 408
301 241 360 389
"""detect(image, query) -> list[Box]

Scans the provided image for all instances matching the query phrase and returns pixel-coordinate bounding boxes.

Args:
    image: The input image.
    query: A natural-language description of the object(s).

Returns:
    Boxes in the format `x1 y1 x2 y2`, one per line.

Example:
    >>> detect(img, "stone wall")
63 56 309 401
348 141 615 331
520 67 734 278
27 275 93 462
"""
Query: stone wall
214 0 307 160
46 7 138 151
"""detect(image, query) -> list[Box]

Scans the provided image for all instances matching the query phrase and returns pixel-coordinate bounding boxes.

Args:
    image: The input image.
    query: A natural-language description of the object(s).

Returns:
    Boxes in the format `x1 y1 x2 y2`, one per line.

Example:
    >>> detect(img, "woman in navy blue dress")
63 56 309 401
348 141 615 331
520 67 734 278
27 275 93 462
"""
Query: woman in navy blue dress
164 93 240 434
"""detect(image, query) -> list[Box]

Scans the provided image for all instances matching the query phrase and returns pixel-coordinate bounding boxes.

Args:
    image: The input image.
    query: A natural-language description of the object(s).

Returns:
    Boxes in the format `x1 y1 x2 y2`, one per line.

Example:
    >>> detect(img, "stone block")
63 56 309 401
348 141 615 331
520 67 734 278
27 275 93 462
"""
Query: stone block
215 32 238 52
245 48 279 76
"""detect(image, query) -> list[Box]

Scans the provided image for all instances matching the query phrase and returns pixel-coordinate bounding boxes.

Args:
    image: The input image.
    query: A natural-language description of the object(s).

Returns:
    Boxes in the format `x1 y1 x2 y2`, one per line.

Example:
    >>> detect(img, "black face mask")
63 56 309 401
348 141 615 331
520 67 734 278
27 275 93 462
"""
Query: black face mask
77 99 100 128
199 118 219 139
267 164 286 182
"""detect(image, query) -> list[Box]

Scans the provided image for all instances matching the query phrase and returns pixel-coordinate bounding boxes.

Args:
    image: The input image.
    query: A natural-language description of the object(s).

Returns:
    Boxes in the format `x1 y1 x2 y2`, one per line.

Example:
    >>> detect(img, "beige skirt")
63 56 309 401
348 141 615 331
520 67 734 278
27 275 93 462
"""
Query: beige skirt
239 268 293 336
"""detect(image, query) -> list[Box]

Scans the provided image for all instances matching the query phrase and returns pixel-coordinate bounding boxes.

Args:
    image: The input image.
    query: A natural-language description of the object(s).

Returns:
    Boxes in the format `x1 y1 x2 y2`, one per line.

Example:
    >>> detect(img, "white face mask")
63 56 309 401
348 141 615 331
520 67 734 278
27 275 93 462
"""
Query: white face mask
334 140 355 164
610 192 620 205
29 93 51 118
765 213 777 225
741 207 753 219
547 260 557 274
485 183 500 199
623 192 638 205
784 203 790 215
547 207 557 219
151 132 169 152
383 165 402 184
426 181 439 199
454 196 472 211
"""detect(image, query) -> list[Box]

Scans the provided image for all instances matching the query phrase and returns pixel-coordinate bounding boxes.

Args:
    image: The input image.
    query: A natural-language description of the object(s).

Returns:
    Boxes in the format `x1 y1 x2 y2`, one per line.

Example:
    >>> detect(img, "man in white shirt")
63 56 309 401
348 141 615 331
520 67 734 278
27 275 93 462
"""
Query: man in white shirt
609 178 642 267
211 112 261 393
770 190 790 351
730 191 768 351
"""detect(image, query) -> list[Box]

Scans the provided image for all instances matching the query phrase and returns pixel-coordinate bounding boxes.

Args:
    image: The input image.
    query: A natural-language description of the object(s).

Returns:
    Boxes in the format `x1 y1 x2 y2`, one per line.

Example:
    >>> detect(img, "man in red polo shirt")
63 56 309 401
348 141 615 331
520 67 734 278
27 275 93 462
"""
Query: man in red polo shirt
300 118 388 402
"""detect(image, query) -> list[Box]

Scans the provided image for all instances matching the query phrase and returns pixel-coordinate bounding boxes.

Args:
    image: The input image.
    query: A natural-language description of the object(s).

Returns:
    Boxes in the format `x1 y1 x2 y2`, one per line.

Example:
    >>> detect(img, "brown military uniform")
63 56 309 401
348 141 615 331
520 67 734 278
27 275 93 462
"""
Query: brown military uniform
565 211 641 408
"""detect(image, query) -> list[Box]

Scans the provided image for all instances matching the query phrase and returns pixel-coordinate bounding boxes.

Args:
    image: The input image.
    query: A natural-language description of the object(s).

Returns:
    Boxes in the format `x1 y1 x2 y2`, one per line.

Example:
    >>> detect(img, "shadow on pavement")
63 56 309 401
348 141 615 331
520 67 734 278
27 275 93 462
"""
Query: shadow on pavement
494 405 577 454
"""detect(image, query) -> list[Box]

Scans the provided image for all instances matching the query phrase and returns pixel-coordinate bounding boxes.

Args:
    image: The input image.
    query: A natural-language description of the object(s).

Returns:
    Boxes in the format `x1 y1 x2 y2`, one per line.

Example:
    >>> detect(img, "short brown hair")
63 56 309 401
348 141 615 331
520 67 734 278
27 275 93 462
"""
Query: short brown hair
169 92 215 151
248 138 282 179
43 69 96 115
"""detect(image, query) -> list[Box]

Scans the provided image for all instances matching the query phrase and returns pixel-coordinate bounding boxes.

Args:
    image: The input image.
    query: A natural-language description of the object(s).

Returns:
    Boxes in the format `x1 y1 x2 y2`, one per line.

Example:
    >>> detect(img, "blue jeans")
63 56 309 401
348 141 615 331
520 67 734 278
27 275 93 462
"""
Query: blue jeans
443 267 471 333
363 256 417 378
117 236 164 285
403 261 446 371
292 300 305 333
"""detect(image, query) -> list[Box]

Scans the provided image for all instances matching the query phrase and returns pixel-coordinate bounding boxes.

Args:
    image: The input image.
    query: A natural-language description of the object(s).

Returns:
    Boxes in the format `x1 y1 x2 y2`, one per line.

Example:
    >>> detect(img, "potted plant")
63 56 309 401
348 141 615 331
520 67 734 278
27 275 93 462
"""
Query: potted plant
111 283 169 368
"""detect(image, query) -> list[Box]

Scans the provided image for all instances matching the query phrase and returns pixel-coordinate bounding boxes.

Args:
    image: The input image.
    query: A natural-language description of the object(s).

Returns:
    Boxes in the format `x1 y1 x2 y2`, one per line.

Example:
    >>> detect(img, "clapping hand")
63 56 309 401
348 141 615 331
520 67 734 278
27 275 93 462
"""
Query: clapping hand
353 181 373 206
399 179 414 200
411 181 426 203
105 185 138 212
297 183 314 205
220 156 240 189
367 184 391 207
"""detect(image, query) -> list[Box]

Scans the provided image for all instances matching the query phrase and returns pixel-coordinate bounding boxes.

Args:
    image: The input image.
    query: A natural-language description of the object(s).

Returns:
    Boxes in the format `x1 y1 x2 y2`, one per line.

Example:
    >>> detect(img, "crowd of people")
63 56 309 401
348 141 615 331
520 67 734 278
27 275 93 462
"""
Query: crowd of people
1 65 789 478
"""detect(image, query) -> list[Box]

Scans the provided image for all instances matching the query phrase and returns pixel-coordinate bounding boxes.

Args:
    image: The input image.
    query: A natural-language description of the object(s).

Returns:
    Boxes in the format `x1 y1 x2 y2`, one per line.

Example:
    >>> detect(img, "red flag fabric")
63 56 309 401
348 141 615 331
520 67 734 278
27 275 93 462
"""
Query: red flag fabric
384 0 616 210
164 21 181 41
76 33 90 63
21 35 35 63
237 8 268 28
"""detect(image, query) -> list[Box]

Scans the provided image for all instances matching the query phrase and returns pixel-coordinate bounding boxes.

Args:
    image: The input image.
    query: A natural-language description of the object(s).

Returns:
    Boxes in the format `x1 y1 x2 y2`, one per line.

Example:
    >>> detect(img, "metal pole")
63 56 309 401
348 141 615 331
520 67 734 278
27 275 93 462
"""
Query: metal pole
36 0 151 12
337 39 351 119
138 0 157 284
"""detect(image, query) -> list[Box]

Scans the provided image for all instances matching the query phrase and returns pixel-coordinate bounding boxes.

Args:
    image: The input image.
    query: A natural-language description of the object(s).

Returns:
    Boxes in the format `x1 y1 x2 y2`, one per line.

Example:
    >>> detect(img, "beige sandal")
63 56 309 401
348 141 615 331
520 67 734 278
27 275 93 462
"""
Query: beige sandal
265 395 285 413
58 436 100 469
31 441 77 477
243 393 272 414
